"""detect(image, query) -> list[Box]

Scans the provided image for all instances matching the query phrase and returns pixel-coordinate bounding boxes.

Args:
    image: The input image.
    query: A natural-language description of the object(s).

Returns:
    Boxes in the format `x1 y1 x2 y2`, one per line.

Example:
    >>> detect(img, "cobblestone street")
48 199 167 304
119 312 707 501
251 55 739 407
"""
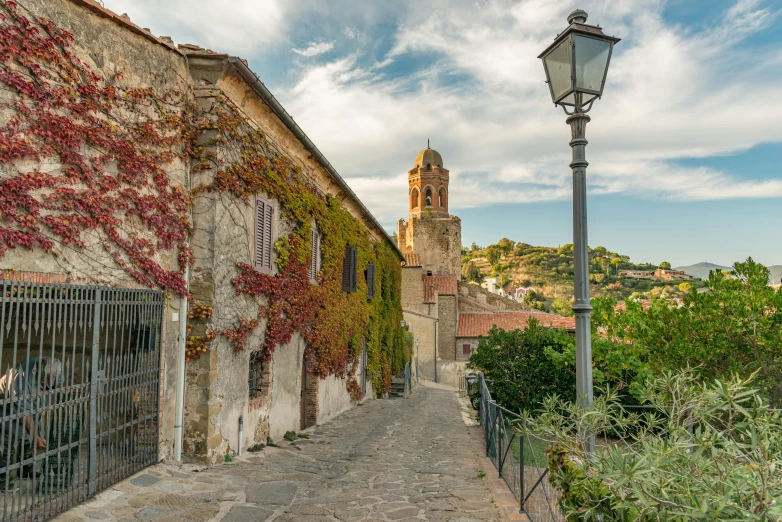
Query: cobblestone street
55 387 500 522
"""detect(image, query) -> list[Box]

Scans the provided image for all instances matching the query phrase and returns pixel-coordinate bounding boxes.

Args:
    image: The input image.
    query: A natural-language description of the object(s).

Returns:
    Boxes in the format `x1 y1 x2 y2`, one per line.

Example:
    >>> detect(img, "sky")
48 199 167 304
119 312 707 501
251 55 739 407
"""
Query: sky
103 0 782 267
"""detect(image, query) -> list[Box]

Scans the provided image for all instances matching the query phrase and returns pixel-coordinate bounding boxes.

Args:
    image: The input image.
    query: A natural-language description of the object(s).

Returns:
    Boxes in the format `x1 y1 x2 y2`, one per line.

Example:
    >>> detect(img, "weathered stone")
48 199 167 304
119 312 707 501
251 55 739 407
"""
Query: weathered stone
129 474 161 487
246 480 297 505
221 505 275 522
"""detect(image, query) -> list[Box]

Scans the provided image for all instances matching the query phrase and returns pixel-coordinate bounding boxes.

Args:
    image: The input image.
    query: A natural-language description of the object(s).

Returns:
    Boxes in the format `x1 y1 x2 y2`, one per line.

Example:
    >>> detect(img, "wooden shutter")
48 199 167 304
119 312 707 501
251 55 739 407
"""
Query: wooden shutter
350 245 358 292
310 228 319 282
366 263 376 300
255 196 273 272
342 245 352 292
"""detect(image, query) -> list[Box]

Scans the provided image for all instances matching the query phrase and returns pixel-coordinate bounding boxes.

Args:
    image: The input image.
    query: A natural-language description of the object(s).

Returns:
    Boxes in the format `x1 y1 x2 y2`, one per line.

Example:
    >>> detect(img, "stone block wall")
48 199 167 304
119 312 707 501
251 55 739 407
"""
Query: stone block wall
401 267 425 314
437 295 458 361
457 282 531 312
404 216 462 276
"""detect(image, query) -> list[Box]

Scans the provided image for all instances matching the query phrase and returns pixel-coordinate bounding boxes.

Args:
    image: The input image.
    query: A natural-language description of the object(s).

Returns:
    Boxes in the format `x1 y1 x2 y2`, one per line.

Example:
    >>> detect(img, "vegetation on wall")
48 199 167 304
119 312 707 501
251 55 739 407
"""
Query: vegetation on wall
0 2 406 395
0 0 191 293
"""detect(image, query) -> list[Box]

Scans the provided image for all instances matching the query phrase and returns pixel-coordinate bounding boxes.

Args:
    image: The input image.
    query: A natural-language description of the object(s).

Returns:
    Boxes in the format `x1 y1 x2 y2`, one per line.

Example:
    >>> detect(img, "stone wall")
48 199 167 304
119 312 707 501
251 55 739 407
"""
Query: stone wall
0 0 189 461
457 282 531 312
437 295 458 361
401 267 425 313
436 361 469 389
402 215 462 276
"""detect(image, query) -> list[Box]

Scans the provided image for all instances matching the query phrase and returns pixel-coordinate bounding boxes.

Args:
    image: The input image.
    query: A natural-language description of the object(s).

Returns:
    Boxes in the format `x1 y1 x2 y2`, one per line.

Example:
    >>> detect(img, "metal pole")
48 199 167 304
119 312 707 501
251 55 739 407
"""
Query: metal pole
520 431 525 513
173 263 189 462
567 100 595 454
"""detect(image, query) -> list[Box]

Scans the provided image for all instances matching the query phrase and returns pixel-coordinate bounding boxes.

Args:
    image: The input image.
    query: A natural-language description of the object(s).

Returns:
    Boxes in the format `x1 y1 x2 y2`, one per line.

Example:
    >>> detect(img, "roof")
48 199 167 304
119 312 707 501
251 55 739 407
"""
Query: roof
413 147 443 169
423 275 458 303
403 253 421 267
457 311 576 337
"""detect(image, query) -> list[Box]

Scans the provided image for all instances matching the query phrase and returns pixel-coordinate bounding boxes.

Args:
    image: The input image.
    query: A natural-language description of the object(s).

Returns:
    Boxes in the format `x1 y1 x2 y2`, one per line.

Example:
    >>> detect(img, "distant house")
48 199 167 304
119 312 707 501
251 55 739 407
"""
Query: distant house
456 311 576 358
618 268 692 282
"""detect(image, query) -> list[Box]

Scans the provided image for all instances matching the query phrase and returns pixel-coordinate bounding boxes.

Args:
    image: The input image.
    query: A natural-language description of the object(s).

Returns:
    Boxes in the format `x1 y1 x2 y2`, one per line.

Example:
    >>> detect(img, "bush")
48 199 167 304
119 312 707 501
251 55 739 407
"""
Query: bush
468 320 575 414
526 369 782 521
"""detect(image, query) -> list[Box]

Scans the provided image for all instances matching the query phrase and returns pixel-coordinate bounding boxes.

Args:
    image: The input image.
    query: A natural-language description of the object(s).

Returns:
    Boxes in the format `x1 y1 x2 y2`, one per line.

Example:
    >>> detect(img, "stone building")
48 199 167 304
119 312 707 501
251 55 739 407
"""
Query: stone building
1 0 402 497
398 148 574 387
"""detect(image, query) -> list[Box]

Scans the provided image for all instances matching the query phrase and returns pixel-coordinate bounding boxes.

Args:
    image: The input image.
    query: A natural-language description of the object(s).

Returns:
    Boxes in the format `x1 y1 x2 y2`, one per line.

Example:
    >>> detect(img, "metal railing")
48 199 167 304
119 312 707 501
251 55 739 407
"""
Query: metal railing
0 281 164 521
477 374 565 522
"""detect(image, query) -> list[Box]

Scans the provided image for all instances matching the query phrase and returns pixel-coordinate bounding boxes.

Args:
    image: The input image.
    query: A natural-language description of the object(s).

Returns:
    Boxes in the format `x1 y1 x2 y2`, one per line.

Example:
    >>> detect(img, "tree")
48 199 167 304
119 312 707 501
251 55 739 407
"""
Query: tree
659 261 671 270
462 262 482 283
468 322 575 414
678 282 692 293
522 289 547 311
551 297 574 317
497 237 515 254
470 242 480 251
486 245 502 265
610 257 622 275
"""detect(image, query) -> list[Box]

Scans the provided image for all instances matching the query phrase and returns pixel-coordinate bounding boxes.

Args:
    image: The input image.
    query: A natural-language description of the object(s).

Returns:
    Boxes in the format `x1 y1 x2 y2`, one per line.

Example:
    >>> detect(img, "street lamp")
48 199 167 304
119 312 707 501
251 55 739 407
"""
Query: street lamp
415 339 420 384
539 9 619 454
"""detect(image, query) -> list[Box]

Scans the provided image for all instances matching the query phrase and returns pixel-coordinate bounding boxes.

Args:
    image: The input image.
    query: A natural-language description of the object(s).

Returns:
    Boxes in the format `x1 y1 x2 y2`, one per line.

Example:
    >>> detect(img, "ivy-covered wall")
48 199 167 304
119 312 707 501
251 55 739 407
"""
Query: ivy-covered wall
0 1 406 461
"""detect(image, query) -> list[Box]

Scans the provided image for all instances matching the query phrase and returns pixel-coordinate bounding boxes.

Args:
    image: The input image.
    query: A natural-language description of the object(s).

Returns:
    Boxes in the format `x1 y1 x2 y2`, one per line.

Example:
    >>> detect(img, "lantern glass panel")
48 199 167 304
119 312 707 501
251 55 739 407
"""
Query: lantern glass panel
573 35 611 93
558 92 597 106
543 38 572 101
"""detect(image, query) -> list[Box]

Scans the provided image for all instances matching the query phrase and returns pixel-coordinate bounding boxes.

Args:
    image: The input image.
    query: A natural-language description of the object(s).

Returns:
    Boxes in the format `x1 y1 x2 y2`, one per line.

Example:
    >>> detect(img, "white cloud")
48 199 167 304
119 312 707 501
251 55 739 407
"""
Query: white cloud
277 0 782 225
293 41 336 57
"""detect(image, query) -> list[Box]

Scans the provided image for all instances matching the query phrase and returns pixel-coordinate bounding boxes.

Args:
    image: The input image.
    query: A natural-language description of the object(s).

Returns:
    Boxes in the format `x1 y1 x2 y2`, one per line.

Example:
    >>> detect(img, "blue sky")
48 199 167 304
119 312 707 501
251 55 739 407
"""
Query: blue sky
104 0 782 267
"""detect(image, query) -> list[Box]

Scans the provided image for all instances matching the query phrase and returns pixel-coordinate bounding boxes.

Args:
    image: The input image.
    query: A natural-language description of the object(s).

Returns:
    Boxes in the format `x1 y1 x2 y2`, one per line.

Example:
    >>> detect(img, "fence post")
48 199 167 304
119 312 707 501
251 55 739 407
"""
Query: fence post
497 409 503 477
88 288 101 496
520 430 525 513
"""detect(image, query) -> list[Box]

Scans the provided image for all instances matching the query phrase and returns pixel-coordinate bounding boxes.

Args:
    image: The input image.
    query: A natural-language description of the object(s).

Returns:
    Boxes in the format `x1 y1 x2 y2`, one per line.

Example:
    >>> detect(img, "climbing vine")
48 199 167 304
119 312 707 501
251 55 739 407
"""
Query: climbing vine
190 102 408 393
0 2 407 395
0 0 191 292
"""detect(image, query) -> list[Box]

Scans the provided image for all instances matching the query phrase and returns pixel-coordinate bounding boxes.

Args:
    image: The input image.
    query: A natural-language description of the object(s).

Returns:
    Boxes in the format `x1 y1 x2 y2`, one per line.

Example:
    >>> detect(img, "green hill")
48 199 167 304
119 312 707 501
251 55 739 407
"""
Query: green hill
676 262 782 284
461 239 700 311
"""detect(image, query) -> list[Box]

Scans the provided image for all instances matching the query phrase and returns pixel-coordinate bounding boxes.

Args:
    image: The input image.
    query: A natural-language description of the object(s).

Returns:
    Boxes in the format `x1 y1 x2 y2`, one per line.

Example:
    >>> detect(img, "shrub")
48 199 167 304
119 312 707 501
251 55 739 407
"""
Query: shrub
525 369 782 521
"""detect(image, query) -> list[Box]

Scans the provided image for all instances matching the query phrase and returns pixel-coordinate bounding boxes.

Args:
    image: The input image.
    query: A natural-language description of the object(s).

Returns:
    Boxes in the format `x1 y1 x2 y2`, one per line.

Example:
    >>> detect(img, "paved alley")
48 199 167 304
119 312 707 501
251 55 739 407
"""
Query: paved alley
55 387 500 522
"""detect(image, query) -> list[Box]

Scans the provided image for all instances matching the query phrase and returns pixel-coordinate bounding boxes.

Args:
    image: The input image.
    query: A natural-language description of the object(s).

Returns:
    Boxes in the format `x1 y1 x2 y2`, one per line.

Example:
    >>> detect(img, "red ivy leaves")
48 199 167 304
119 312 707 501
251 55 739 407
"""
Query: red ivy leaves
0 1 190 293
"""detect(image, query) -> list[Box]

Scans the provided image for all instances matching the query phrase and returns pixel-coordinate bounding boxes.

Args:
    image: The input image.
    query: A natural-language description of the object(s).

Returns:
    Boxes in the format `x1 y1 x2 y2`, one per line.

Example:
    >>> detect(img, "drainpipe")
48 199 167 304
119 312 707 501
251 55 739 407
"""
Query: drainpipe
174 261 189 462
238 415 243 457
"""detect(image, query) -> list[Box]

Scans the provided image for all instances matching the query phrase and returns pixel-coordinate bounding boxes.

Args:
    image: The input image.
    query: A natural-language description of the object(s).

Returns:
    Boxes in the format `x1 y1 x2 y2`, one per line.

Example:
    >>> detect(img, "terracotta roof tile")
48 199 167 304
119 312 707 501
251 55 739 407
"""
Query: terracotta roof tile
423 275 458 303
457 311 576 337
403 253 421 267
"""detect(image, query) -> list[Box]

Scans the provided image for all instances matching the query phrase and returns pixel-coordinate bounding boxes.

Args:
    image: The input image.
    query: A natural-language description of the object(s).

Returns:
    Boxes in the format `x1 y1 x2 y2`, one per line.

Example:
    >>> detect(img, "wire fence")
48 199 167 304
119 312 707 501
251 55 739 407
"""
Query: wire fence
476 374 565 522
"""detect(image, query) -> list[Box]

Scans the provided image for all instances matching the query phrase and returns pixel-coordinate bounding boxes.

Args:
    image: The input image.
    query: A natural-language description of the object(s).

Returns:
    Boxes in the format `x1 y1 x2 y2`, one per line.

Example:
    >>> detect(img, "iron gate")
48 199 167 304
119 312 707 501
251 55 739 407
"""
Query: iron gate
0 281 164 521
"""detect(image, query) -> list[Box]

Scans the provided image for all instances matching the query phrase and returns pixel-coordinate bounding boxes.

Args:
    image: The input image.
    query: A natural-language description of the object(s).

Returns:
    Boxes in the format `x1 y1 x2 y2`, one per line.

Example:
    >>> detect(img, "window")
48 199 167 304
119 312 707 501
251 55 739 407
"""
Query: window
425 188 432 207
248 351 264 399
342 244 357 293
410 188 419 209
365 263 376 300
254 195 274 273
439 187 447 208
310 226 320 283
462 344 471 356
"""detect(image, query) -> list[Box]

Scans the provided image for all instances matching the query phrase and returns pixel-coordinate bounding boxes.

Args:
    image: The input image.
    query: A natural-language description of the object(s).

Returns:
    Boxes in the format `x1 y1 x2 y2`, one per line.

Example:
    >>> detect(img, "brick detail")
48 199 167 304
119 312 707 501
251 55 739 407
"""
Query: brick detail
302 372 318 429
0 270 68 284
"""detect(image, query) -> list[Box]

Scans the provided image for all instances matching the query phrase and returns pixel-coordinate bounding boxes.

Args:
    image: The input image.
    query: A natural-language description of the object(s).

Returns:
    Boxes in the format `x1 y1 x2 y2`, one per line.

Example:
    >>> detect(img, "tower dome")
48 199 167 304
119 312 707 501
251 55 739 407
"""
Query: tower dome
413 147 443 169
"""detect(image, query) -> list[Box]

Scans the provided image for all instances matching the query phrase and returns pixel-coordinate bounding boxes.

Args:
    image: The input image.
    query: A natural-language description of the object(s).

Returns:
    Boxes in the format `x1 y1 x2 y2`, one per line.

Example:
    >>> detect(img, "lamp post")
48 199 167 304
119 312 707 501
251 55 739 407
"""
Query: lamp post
539 9 619 454
415 339 420 384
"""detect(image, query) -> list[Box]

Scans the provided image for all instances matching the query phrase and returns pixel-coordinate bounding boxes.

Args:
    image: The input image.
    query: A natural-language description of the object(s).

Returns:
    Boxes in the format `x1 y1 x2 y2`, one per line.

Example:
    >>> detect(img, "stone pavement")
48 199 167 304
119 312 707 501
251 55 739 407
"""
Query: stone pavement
55 386 501 521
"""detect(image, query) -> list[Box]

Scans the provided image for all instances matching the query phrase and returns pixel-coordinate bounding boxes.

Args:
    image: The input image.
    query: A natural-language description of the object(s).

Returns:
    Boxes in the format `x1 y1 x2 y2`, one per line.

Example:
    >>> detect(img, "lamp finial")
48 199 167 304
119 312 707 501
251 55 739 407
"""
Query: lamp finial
568 9 588 25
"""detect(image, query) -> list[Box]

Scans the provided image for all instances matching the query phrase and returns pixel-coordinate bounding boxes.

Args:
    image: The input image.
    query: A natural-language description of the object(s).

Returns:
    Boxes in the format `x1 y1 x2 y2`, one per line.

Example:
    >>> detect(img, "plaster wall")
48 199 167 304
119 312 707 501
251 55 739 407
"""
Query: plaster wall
268 334 306 440
403 311 437 382
317 374 353 426
437 361 470 389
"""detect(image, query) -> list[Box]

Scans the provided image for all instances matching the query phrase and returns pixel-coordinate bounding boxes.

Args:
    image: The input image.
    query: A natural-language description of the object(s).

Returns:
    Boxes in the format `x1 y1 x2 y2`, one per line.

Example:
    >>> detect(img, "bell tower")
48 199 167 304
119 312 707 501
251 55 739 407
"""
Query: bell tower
397 144 462 275
408 143 449 220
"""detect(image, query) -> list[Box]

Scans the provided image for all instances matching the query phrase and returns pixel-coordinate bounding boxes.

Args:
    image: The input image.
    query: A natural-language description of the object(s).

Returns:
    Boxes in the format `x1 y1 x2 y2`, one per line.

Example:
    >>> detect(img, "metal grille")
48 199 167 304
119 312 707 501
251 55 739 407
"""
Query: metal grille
0 281 163 521
478 374 565 522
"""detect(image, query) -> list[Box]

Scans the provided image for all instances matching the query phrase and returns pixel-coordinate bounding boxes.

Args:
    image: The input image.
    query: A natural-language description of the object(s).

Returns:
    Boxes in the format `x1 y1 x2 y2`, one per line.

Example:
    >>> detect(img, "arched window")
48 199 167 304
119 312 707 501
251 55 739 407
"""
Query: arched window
410 188 419 209
425 188 432 207
438 187 447 209
426 163 432 171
